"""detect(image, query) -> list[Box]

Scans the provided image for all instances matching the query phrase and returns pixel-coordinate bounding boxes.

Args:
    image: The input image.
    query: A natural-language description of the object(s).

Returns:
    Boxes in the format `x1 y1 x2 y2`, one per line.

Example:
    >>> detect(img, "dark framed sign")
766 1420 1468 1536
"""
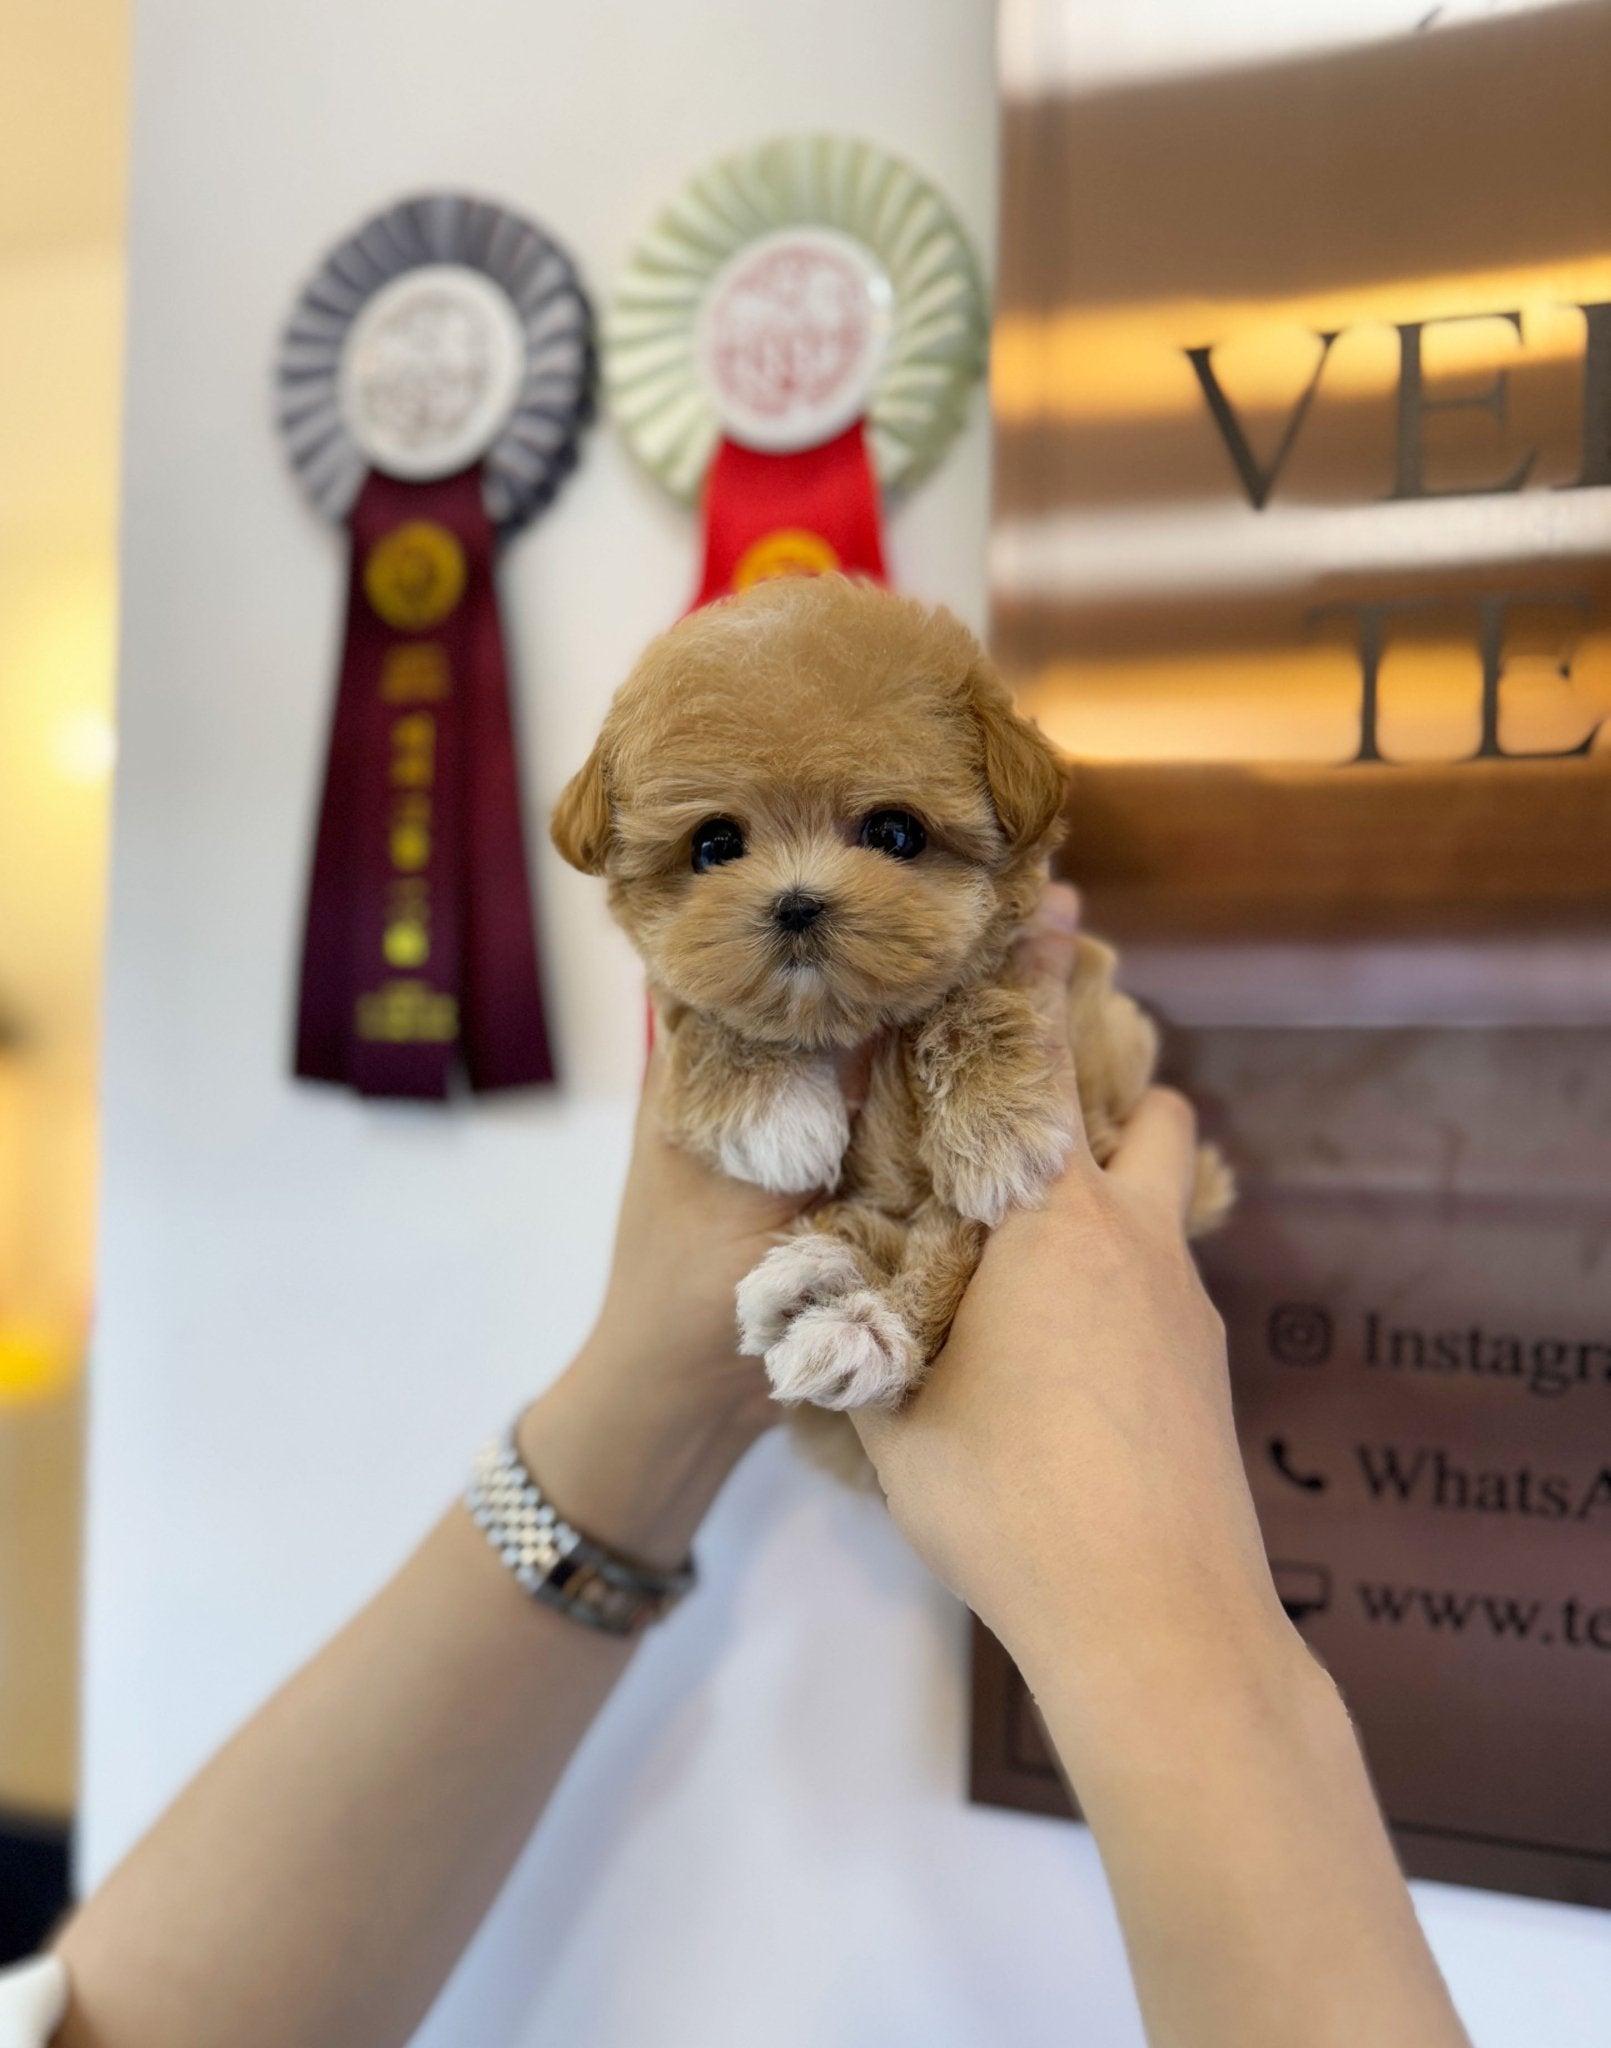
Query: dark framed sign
970 1023 1611 1912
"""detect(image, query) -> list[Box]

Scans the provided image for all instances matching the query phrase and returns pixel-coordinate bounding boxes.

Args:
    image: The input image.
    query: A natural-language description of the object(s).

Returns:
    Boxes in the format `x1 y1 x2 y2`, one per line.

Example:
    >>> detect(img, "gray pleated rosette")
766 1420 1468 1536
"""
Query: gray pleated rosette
276 192 594 531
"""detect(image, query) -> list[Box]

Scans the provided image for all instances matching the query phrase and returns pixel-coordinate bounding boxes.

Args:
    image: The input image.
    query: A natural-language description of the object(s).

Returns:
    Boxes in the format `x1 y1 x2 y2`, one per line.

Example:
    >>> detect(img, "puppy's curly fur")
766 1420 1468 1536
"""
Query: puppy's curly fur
553 577 1230 1470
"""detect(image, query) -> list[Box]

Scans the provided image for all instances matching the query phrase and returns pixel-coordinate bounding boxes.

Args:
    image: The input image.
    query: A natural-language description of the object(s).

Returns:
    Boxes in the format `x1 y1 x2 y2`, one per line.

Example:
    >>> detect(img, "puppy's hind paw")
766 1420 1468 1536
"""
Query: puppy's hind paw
736 1234 866 1356
764 1291 919 1413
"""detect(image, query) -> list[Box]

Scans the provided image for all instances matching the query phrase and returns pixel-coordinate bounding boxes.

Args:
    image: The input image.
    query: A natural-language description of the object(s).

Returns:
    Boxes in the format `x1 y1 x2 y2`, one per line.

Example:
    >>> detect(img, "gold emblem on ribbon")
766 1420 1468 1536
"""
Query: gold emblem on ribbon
732 526 841 590
363 521 467 630
356 978 459 1044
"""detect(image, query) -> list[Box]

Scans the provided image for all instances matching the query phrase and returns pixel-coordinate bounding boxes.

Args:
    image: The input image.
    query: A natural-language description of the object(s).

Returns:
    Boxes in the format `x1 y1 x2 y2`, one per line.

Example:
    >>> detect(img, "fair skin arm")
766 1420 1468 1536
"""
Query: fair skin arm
854 894 1471 2048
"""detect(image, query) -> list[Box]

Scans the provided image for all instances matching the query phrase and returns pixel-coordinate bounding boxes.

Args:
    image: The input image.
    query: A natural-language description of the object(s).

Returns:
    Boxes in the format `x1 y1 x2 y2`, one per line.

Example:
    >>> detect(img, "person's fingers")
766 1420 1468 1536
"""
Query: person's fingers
1011 880 1093 1149
633 1007 671 1145
1011 880 1081 992
1105 1086 1200 1230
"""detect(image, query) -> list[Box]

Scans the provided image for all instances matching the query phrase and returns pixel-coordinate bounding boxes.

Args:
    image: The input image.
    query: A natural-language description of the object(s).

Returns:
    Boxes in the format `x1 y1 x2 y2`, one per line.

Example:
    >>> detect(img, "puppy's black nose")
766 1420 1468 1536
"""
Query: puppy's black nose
773 889 827 934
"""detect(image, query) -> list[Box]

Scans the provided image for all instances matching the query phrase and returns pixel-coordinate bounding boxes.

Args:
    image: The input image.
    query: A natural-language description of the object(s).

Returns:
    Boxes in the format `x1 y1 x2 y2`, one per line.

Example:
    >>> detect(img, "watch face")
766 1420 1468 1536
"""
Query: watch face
695 227 894 453
338 263 528 481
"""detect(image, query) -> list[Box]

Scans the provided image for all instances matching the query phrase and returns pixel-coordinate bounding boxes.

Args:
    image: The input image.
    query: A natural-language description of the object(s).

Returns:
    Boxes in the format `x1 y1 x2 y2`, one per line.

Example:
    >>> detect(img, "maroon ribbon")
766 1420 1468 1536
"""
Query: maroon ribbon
295 466 554 1098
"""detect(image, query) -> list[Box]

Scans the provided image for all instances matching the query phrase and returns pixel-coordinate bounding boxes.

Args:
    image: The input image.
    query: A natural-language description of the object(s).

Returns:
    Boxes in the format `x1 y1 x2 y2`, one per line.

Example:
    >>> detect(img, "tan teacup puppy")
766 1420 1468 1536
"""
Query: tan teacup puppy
552 577 1228 1451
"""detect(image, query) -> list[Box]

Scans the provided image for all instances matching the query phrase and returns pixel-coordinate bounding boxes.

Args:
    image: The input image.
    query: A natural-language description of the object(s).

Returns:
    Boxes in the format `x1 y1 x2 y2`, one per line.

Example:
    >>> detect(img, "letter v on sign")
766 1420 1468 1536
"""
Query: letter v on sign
1185 329 1341 511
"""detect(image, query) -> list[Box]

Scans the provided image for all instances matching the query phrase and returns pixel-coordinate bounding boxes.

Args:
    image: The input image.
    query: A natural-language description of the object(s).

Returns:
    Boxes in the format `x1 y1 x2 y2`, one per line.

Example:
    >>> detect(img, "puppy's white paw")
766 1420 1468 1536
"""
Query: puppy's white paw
736 1235 866 1355
718 1060 849 1195
764 1290 918 1412
943 1112 1075 1228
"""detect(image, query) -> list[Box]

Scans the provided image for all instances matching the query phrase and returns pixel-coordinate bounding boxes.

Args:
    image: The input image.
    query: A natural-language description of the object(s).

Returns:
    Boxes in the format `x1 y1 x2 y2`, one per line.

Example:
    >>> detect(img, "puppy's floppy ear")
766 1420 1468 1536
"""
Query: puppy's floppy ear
968 661 1067 855
550 738 612 874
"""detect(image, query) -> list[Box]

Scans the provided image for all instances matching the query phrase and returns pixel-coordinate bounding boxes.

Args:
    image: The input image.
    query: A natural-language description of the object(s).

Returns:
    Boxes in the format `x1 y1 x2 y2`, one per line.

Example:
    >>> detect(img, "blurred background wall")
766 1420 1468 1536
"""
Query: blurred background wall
76 2 1611 2045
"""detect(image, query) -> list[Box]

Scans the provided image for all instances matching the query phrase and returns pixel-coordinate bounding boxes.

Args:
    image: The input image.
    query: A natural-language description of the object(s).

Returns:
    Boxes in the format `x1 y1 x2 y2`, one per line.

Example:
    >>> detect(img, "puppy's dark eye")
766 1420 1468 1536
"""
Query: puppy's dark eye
859 809 926 861
691 817 746 873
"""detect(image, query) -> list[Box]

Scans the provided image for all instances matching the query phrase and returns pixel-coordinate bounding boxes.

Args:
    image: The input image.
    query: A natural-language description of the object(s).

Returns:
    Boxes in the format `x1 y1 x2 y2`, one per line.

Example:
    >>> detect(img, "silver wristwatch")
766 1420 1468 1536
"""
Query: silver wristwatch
465 1425 696 1636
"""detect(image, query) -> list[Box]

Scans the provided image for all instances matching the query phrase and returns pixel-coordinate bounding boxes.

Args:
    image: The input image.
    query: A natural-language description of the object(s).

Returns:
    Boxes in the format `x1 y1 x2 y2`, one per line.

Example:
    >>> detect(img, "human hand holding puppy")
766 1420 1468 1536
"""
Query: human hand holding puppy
852 893 1289 1729
516 1029 867 1569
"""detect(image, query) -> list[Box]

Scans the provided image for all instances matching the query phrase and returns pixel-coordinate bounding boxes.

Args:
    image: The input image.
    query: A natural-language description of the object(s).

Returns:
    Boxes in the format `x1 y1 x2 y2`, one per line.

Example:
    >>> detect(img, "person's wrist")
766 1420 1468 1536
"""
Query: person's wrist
1023 1589 1329 1798
516 1336 768 1573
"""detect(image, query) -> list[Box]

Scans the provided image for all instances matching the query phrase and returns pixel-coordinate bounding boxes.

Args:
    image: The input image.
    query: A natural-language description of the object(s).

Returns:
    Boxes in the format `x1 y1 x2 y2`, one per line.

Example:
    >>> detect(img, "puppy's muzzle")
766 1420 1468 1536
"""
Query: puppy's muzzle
773 889 827 935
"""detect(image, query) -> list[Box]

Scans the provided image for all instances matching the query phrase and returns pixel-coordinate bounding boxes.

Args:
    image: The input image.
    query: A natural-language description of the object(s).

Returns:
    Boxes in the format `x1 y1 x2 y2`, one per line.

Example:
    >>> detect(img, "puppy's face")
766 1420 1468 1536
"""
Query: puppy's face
553 579 1066 1051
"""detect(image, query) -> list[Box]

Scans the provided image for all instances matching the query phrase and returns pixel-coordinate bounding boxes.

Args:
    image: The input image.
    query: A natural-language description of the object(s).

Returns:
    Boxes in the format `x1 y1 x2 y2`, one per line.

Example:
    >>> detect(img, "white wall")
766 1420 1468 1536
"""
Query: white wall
87 2 1608 2044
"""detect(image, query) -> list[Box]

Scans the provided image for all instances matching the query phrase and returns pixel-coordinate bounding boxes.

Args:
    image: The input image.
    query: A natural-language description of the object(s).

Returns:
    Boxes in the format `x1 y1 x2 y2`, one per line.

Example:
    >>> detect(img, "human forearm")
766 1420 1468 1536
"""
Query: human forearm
53 1351 757 2048
1028 1618 1469 2048
57 1506 622 2048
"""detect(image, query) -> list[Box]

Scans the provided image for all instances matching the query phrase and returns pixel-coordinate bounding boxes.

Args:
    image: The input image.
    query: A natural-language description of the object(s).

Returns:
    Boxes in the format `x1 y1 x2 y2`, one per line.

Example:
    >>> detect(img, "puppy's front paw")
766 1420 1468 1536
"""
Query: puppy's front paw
938 1110 1075 1228
764 1290 919 1412
718 1060 849 1195
736 1234 866 1355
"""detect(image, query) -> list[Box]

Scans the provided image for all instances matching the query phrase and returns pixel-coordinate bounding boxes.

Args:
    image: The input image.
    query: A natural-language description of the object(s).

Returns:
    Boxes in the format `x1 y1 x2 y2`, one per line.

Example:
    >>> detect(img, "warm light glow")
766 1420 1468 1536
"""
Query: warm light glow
0 273 122 1432
49 707 117 784
993 243 1611 765
1017 624 1611 766
0 1322 77 1407
992 257 1611 424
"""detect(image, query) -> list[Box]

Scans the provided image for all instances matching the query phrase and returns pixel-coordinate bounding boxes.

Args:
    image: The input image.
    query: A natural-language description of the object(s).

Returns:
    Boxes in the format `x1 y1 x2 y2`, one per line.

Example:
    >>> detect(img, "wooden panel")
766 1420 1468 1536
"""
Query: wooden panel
1058 758 1611 941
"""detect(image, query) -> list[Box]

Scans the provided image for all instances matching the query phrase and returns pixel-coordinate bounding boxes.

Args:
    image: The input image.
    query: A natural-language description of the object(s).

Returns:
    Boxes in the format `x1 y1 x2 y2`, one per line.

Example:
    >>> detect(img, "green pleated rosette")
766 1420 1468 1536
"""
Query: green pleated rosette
605 134 988 504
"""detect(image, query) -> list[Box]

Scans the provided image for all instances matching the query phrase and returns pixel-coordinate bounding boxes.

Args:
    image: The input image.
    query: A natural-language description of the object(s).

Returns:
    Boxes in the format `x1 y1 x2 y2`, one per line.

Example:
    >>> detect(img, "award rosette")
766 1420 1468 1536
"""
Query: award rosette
604 135 986 607
277 194 592 1098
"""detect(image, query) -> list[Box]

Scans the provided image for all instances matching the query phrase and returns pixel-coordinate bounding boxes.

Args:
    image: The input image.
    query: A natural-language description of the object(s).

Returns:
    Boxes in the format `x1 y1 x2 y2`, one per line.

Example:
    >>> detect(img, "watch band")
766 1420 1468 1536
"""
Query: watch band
465 1424 696 1636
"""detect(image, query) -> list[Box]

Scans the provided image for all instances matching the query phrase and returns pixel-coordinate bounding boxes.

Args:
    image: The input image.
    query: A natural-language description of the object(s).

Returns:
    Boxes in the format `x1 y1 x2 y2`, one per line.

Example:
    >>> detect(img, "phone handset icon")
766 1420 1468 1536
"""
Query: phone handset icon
1267 1437 1328 1494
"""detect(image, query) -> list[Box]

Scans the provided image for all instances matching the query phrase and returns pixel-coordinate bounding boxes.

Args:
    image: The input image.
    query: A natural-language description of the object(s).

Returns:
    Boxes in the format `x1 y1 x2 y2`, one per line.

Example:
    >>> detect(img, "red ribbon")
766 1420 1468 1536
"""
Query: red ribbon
691 419 887 609
295 466 554 1098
